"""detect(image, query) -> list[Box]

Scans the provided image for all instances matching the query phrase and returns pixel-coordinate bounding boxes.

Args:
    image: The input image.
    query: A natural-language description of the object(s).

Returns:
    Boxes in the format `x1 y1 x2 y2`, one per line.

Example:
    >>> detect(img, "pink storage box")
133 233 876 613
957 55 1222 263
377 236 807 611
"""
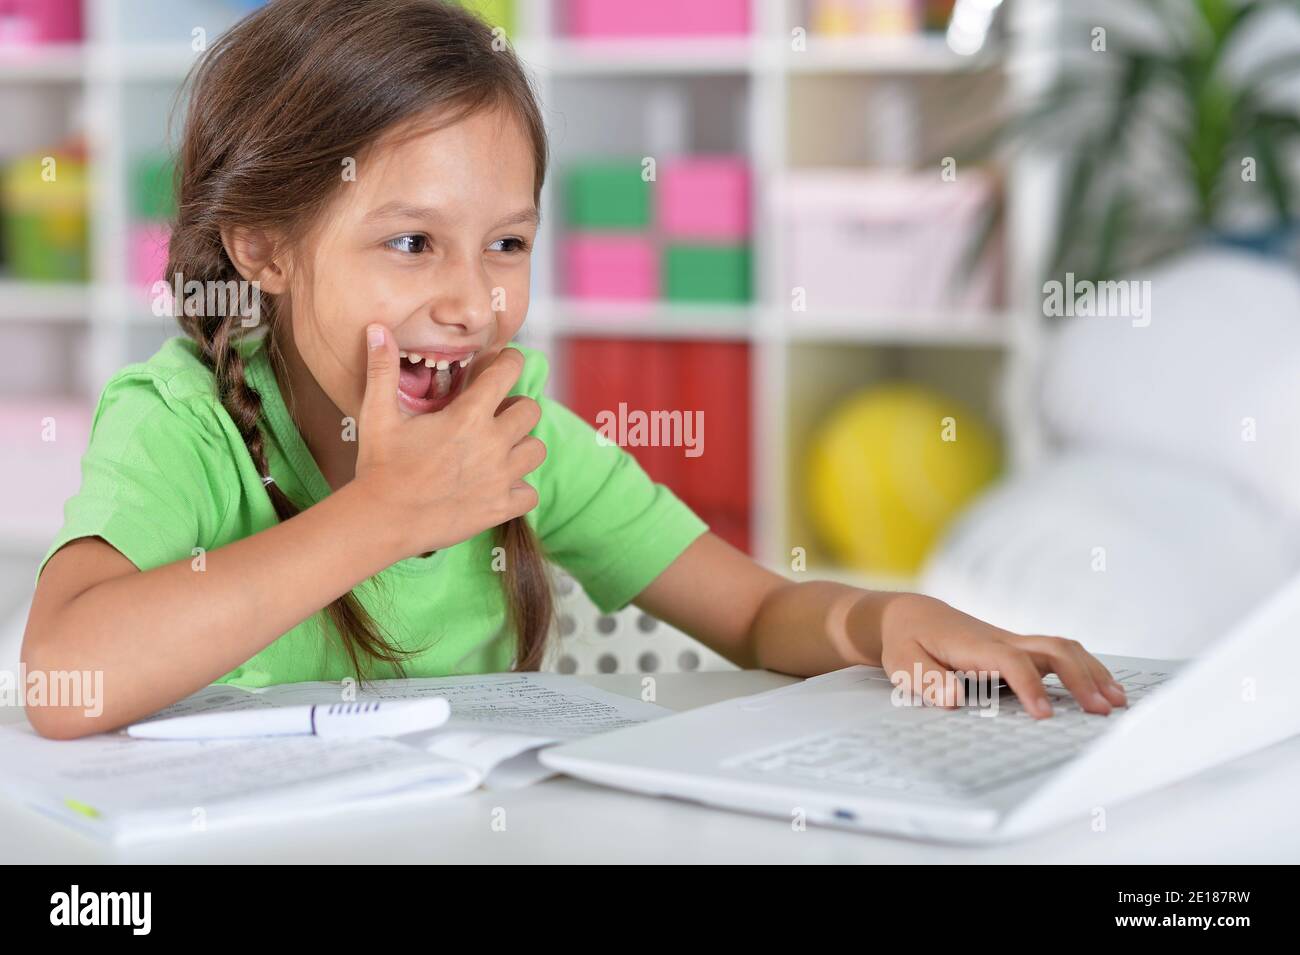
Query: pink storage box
777 170 1003 319
564 0 750 37
658 156 750 241
0 399 92 545
129 222 171 288
0 0 82 45
563 233 658 301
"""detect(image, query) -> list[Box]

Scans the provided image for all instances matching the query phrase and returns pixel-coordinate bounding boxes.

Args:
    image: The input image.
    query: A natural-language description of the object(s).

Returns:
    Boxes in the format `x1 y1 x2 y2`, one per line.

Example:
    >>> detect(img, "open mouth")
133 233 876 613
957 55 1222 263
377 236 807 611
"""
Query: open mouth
396 349 476 414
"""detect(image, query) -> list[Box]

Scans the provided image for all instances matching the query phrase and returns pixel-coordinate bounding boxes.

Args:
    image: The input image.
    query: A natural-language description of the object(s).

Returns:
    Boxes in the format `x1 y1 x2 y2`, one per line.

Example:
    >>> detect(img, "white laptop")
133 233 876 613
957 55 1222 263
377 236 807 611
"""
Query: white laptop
541 574 1300 843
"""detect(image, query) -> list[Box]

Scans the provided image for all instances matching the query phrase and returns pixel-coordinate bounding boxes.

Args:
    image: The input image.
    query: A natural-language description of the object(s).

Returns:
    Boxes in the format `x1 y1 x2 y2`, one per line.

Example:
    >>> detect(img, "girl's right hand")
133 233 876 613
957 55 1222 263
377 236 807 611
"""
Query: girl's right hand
353 323 546 558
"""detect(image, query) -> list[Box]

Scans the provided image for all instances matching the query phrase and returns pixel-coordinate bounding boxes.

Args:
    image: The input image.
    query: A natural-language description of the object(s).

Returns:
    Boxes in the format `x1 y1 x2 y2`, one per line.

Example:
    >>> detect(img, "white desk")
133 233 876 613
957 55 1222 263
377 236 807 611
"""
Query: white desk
3 670 1297 863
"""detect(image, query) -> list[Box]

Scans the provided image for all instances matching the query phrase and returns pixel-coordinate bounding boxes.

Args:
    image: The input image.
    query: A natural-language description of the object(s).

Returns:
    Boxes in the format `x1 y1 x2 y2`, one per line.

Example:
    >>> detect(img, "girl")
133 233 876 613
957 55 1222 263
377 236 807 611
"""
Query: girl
22 0 1127 739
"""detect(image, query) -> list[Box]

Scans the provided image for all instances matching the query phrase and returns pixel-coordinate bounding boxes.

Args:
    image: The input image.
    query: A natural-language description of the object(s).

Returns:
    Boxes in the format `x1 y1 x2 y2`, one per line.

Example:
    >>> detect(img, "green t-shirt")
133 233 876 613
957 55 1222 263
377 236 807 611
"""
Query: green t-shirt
37 335 708 687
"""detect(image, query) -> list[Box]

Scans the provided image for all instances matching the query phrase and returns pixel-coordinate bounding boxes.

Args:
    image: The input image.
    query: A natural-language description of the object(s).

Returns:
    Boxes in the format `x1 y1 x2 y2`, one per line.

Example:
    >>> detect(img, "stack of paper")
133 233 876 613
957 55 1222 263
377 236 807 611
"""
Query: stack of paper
0 672 668 844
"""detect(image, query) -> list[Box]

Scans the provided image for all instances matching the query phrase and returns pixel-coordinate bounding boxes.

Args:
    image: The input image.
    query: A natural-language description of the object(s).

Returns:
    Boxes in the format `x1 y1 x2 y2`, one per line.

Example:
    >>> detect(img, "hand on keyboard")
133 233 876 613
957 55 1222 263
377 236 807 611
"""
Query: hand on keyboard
873 594 1130 720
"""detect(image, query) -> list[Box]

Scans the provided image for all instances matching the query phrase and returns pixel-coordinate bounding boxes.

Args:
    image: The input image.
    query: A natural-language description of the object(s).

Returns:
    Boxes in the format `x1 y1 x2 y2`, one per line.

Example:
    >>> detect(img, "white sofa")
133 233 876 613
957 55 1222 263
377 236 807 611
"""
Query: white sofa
921 248 1300 659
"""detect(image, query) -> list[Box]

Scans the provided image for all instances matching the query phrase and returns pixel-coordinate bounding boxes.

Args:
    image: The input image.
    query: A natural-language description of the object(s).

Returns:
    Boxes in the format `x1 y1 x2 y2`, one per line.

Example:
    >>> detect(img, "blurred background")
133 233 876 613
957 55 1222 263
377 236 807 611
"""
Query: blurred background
2 0 1299 675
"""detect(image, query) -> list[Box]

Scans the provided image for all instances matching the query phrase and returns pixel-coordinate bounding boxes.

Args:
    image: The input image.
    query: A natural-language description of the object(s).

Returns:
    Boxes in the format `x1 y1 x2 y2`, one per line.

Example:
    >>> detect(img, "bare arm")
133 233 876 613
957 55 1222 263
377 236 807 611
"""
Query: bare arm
631 532 887 673
634 532 1129 719
22 331 542 739
22 481 404 738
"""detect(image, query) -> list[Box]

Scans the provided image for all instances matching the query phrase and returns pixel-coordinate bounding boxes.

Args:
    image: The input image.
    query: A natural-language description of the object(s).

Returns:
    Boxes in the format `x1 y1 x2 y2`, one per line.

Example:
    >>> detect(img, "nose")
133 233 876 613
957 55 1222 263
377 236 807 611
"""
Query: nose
431 250 495 334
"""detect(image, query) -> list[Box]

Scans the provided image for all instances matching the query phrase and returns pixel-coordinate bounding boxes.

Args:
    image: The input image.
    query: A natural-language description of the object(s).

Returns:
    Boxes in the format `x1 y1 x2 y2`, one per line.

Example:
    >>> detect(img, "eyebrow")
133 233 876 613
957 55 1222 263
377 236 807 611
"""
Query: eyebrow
364 202 540 229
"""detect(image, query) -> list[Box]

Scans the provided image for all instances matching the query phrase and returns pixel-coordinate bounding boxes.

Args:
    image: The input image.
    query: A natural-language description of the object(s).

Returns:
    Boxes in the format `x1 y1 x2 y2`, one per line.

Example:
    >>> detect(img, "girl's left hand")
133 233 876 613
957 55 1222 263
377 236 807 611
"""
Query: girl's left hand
877 594 1129 719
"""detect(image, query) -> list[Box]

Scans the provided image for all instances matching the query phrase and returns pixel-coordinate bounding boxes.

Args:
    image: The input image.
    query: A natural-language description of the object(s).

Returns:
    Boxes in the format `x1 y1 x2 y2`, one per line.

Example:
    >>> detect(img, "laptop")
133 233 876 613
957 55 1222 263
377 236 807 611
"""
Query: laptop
540 574 1300 843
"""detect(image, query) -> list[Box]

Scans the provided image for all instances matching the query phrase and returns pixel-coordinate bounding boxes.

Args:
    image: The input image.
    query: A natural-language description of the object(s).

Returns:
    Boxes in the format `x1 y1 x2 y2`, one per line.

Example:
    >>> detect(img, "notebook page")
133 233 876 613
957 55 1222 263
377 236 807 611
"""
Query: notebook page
135 682 270 718
146 672 670 741
0 723 479 841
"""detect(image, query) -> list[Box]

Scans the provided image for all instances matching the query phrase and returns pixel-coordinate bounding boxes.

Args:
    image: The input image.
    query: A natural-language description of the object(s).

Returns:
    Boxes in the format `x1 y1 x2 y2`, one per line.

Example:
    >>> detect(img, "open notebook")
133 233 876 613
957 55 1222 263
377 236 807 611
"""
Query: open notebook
0 672 668 844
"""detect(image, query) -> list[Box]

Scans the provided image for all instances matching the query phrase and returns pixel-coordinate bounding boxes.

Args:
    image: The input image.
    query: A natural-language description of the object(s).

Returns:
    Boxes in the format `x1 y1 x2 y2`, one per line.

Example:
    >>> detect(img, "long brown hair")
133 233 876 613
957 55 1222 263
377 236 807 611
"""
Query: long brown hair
167 0 554 678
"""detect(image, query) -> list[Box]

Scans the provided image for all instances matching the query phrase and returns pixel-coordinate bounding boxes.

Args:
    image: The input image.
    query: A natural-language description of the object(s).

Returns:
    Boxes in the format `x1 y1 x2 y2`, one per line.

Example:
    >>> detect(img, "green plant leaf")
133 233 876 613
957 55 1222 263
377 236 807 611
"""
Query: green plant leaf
953 180 1005 292
933 78 1087 166
1250 123 1294 222
1092 189 1131 281
1048 146 1100 279
1238 50 1300 95
963 0 1300 283
1228 0 1300 37
1197 0 1237 43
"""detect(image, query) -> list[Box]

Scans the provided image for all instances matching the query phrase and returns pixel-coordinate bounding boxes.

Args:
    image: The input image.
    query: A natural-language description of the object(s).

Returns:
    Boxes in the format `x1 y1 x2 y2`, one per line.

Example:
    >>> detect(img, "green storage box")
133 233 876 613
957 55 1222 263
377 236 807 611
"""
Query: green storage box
130 154 177 222
1 152 89 282
565 161 651 230
459 0 515 36
664 244 751 303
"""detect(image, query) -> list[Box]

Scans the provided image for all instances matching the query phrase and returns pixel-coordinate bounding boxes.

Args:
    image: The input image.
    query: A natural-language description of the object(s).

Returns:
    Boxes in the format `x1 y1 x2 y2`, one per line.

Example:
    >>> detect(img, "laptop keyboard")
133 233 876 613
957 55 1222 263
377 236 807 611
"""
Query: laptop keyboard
724 668 1173 798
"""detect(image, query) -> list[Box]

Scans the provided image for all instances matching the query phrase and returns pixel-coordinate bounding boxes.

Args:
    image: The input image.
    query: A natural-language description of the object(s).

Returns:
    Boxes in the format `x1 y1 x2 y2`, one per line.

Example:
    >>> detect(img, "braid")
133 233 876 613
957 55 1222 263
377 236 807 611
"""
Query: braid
181 291 554 677
498 518 555 670
166 0 560 679
194 309 415 683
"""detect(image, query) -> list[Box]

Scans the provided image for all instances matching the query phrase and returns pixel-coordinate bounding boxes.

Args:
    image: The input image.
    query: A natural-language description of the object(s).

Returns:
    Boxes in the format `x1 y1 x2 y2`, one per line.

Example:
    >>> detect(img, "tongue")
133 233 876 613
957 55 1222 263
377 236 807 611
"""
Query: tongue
398 361 434 398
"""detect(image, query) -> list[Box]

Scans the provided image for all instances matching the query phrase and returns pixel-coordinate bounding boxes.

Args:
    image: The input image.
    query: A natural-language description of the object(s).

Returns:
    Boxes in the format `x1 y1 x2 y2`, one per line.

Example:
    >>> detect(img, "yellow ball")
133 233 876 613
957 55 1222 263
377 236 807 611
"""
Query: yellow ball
806 384 1001 575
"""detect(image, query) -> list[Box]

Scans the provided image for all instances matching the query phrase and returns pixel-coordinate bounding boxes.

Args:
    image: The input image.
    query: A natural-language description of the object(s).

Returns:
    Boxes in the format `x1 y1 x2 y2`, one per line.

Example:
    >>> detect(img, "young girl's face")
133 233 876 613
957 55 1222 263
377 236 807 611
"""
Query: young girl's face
285 103 538 417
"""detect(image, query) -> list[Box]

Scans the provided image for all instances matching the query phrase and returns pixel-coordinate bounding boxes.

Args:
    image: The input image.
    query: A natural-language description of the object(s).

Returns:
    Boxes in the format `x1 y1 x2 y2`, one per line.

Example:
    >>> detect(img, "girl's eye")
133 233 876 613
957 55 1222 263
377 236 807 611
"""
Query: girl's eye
386 235 427 254
489 237 530 254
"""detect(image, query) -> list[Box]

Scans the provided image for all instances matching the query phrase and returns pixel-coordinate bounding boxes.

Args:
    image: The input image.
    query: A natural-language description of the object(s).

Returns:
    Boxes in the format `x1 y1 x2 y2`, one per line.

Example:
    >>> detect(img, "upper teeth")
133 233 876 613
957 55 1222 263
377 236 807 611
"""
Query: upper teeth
399 351 475 369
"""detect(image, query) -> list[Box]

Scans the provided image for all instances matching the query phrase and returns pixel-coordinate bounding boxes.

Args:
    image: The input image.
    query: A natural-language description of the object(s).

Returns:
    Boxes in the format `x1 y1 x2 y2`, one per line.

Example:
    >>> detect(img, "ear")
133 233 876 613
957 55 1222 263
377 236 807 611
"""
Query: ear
220 225 290 296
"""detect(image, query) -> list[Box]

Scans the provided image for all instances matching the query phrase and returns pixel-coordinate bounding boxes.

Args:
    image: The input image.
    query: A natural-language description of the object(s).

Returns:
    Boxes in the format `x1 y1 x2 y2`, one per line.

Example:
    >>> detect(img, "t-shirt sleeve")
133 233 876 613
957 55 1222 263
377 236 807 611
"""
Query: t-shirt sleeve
516 348 709 613
36 373 231 582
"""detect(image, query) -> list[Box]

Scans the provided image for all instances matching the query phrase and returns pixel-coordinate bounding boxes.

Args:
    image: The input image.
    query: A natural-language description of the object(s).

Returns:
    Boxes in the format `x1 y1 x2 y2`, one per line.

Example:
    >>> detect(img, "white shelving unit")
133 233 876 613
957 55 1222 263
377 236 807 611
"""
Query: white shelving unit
514 0 1044 589
1 0 1052 601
